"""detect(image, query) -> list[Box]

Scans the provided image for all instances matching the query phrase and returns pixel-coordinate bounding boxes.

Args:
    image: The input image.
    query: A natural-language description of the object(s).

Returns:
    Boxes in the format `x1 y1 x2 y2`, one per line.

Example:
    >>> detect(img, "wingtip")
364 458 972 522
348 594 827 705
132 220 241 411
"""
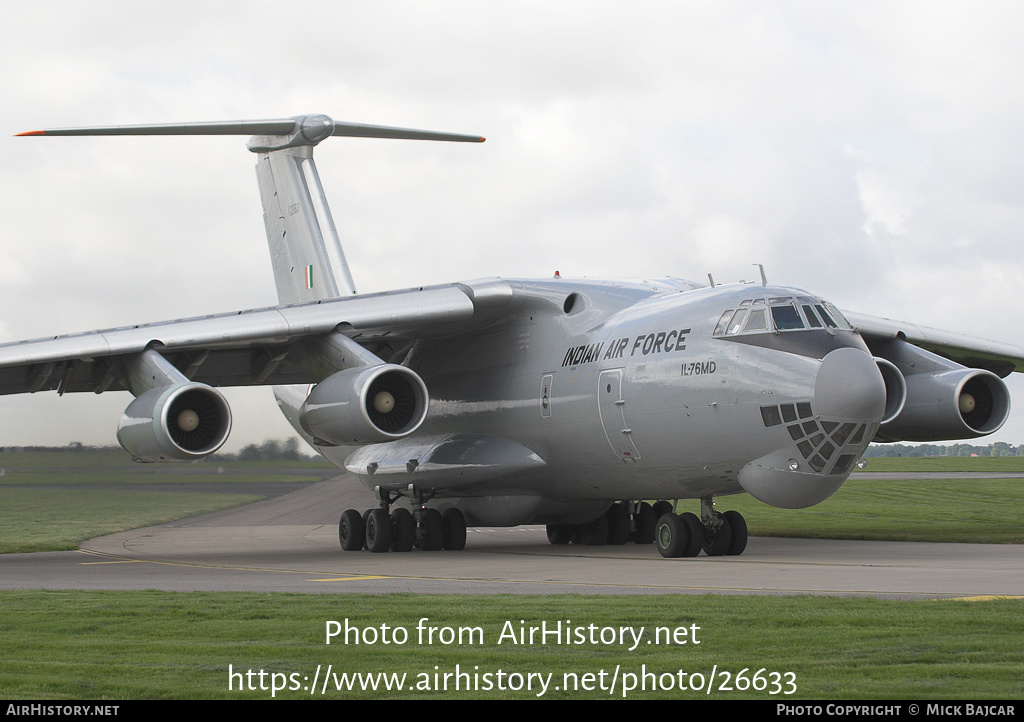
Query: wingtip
15 130 46 137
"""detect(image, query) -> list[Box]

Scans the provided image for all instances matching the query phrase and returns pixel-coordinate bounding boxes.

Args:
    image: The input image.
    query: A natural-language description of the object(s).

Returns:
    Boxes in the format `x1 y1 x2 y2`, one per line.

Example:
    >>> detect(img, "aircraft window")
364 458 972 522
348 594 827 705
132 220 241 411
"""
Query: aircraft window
781 404 797 423
797 402 813 418
824 302 853 330
815 304 838 329
819 441 835 460
802 420 819 436
830 454 856 475
739 299 751 307
760 406 782 427
801 305 823 328
714 311 735 336
744 309 767 331
809 454 826 472
769 297 791 304
727 309 748 335
849 424 866 445
752 298 765 305
771 304 804 330
797 440 814 459
787 425 803 441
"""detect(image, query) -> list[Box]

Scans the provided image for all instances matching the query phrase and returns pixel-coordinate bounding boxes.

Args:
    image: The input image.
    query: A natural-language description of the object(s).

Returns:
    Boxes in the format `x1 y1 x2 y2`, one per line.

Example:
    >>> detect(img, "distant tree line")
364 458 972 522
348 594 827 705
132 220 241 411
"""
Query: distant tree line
0 438 316 461
864 442 1024 458
4 439 1023 460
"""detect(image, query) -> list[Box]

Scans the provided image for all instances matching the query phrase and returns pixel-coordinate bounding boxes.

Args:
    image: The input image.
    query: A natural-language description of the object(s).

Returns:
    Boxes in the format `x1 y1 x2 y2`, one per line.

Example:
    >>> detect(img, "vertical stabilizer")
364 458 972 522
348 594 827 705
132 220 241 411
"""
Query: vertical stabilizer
256 145 356 303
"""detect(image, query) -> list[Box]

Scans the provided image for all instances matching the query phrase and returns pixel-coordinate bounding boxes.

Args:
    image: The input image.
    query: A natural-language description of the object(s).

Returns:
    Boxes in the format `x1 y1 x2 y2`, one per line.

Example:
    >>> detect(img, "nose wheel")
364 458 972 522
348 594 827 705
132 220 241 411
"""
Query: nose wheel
654 499 748 558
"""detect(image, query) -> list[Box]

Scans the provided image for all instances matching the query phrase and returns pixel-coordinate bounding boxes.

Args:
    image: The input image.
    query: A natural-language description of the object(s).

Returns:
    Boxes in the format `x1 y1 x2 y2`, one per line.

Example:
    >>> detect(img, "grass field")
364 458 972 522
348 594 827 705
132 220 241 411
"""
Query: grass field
1 591 1021 700
0 450 335 553
1 450 1021 700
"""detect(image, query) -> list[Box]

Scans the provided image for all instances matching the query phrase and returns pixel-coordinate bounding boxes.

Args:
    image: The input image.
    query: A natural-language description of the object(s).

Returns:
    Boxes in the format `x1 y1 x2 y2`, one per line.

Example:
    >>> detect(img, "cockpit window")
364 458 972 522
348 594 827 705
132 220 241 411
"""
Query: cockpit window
714 295 851 337
771 304 804 330
713 310 734 336
814 304 838 328
801 304 823 328
744 309 767 331
728 309 748 334
823 302 852 330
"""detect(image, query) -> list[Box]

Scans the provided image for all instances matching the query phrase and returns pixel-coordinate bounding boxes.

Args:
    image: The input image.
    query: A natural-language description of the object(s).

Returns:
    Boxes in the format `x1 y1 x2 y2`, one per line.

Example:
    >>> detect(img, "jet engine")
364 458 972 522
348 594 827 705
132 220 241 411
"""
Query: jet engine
117 382 232 461
876 368 1010 441
874 357 907 424
299 364 429 445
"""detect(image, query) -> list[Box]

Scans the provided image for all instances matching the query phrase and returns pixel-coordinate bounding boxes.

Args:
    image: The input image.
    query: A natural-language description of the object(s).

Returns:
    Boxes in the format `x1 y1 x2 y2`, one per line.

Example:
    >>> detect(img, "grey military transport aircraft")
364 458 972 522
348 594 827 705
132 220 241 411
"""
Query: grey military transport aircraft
6 114 1024 558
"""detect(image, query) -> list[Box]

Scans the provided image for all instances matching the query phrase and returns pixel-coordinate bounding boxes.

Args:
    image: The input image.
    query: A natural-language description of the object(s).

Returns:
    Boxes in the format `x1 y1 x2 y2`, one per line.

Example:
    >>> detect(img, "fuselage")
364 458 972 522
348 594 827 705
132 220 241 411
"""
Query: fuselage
302 277 886 525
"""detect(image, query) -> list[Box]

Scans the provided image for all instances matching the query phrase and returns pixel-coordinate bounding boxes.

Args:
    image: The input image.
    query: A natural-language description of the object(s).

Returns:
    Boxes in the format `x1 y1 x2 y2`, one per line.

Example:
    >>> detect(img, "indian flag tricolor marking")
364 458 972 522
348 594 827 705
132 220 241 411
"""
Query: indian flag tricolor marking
305 265 313 290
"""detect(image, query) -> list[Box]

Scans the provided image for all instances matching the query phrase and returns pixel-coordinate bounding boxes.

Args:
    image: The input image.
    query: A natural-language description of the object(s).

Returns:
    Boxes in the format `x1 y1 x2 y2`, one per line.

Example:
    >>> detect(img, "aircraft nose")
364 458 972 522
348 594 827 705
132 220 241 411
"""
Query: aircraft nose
814 347 886 421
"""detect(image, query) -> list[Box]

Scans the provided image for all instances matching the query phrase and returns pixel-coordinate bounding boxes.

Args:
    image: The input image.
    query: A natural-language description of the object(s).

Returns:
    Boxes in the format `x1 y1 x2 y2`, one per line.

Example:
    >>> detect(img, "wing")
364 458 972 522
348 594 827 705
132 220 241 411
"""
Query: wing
0 280 512 396
845 311 1024 378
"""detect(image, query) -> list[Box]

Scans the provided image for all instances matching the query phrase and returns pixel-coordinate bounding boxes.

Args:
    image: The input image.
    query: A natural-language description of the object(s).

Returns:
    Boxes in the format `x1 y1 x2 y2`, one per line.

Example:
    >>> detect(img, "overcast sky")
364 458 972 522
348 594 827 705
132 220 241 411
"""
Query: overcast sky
2 1 1024 452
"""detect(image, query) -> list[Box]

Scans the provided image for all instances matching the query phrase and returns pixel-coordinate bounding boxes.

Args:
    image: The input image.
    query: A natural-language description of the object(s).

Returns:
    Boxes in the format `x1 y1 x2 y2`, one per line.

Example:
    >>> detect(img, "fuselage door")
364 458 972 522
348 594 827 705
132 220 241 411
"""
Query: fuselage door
598 368 641 462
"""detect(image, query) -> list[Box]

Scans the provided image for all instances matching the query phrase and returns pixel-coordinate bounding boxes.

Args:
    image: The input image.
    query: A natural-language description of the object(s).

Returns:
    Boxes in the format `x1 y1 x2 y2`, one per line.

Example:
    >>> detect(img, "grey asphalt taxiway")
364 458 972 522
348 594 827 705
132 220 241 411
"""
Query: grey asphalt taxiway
2 474 1022 599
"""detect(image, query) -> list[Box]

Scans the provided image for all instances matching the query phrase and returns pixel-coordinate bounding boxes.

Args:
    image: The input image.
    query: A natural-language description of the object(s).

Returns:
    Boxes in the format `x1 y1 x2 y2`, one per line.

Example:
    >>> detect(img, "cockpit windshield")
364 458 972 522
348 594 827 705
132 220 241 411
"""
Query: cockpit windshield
713 296 852 337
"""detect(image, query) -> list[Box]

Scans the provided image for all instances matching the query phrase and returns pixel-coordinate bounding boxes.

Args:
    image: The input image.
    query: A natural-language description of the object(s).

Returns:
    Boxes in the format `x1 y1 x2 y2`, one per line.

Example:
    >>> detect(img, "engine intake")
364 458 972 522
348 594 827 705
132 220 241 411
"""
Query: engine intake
117 382 232 461
299 365 429 445
877 368 1010 441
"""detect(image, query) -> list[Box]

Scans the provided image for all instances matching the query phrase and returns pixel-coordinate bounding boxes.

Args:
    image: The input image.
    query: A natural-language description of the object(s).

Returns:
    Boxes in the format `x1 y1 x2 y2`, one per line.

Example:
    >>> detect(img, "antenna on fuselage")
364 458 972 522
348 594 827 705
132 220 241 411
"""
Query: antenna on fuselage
755 263 767 287
707 273 715 288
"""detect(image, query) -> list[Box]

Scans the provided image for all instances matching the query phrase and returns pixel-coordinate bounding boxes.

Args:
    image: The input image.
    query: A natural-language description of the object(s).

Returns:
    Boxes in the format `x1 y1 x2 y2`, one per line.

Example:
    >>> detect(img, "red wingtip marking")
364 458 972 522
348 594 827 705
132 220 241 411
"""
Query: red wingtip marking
15 130 46 136
478 137 486 142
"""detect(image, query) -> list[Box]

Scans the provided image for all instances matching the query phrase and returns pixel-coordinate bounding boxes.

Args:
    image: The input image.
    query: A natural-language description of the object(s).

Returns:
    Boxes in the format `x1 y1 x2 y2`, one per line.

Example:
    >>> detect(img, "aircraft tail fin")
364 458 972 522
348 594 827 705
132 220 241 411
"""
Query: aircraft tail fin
17 114 484 304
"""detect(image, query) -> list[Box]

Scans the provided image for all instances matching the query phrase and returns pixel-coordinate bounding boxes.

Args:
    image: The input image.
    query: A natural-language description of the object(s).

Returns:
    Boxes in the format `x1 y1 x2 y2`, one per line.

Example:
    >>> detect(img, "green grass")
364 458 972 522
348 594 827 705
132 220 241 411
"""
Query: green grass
856 456 1024 473
0 450 338 552
0 488 264 553
0 591 1020 700
718 477 1024 544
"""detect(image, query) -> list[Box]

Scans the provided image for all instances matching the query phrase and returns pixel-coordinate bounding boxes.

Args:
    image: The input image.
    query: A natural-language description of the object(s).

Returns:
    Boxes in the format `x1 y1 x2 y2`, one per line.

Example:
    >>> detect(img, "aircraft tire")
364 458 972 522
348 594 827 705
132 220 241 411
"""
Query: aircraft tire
365 508 392 553
655 513 687 558
631 502 656 544
442 508 467 550
339 509 365 551
390 508 415 552
546 524 574 544
606 503 630 545
724 510 748 555
419 508 445 551
653 500 673 518
578 514 609 545
678 512 704 557
702 513 732 556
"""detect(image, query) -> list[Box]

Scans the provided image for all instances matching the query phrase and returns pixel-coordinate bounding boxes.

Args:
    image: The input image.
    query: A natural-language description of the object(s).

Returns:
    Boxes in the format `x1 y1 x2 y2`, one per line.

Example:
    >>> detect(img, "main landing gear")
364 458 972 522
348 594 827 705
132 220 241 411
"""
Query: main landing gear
545 498 748 558
339 487 467 553
545 500 658 547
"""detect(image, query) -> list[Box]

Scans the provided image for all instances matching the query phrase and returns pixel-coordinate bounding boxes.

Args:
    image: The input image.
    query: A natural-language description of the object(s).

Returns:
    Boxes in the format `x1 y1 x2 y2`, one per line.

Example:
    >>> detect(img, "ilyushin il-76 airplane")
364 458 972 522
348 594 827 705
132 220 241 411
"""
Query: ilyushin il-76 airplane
6 114 1024 558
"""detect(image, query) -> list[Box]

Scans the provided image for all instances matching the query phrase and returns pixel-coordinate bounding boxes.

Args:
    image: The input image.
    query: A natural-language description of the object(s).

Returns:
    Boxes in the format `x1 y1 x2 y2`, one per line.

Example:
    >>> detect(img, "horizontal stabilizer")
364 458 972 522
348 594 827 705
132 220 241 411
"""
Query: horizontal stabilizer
17 114 485 145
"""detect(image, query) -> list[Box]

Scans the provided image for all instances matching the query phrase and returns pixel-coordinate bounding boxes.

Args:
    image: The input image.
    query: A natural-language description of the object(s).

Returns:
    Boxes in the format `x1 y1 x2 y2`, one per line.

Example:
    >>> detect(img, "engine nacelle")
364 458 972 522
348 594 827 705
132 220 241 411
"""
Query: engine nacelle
117 382 232 461
877 368 1010 441
299 365 429 445
874 357 907 424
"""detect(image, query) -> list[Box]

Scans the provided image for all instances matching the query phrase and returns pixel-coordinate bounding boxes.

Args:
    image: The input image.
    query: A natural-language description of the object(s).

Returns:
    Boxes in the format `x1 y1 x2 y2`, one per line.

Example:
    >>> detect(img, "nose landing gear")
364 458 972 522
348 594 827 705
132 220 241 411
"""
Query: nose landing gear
653 498 748 558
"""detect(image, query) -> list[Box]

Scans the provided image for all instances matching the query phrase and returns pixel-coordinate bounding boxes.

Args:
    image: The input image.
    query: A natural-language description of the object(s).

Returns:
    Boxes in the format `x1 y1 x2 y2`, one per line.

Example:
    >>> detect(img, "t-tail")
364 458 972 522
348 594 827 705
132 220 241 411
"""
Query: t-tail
17 114 485 303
